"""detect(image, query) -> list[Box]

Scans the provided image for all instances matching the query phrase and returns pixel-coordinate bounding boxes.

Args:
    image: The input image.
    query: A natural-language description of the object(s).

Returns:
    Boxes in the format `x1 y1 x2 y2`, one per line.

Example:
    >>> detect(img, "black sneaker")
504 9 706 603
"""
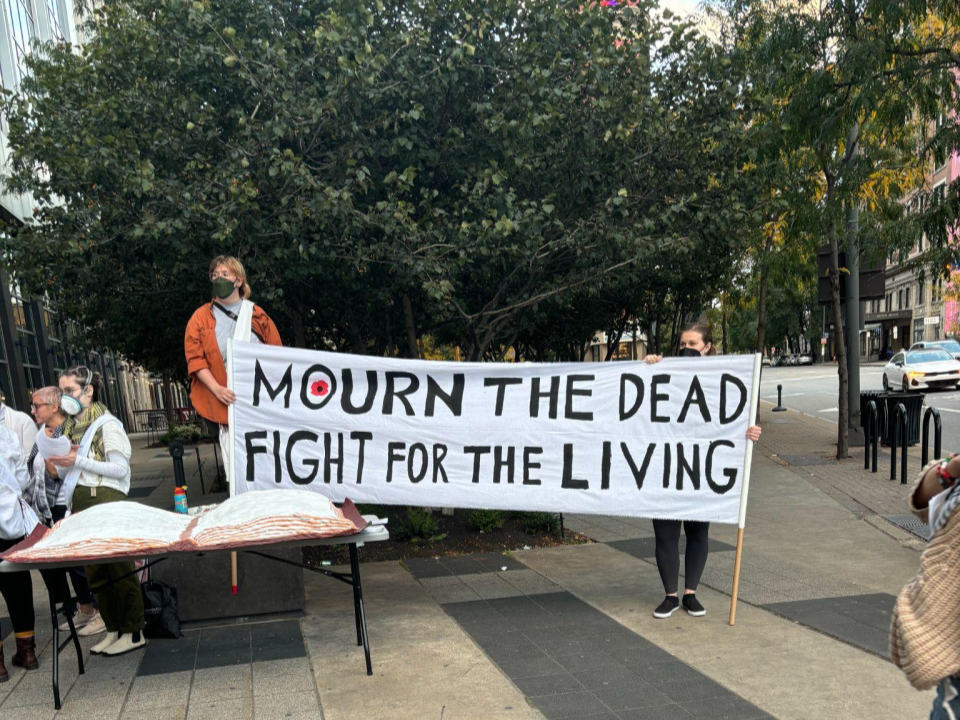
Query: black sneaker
653 596 680 619
683 594 706 617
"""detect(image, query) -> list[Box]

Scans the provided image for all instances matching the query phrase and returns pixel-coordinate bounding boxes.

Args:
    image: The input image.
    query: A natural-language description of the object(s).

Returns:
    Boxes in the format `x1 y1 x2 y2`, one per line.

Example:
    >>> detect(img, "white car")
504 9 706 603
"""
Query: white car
883 349 960 392
909 339 960 361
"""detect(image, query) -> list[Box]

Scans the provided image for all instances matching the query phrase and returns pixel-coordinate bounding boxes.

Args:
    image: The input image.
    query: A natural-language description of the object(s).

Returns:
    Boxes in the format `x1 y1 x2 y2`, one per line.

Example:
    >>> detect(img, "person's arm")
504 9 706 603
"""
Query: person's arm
913 455 959 510
19 418 37 456
73 450 129 480
185 311 235 405
195 368 235 405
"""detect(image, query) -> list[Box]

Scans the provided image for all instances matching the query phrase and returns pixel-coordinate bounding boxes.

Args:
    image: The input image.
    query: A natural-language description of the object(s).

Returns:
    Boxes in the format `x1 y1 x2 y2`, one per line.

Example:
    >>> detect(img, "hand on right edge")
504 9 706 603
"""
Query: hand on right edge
213 385 236 405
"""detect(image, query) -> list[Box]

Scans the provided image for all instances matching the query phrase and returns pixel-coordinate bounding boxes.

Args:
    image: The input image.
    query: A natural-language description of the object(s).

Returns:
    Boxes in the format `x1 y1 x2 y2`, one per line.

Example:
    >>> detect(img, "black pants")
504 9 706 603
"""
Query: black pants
0 536 35 635
39 505 95 614
652 519 710 595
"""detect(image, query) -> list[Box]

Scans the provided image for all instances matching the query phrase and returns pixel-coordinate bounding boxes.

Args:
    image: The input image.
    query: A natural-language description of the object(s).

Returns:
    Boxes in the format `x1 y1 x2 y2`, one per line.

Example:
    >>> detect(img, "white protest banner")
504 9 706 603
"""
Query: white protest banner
230 344 761 525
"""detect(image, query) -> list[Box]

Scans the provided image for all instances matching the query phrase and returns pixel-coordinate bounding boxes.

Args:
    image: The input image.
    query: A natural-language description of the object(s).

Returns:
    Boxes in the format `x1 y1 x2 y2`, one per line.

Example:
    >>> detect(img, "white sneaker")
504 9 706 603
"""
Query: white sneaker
77 612 106 637
59 608 97 632
91 631 122 654
101 632 146 656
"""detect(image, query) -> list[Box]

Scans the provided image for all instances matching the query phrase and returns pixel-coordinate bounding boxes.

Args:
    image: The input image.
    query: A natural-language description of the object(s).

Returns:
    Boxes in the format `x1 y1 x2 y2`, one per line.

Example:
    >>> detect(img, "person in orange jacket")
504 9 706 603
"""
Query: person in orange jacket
184 255 282 443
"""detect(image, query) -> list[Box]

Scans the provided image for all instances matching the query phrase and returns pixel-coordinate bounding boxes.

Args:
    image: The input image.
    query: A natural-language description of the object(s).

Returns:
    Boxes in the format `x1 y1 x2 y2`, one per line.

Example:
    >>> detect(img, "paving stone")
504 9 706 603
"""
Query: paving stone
483 642 550 665
533 634 599 658
635 660 710 686
570 664 641 691
427 586 482 604
680 695 770 719
594 683 674 711
618 705 695 720
553 651 624 673
251 690 321 719
657 677 733 703
532 690 610 719
513 672 583 697
187 698 253 720
495 655 566 679
403 558 454 579
418 575 467 589
466 629 530 648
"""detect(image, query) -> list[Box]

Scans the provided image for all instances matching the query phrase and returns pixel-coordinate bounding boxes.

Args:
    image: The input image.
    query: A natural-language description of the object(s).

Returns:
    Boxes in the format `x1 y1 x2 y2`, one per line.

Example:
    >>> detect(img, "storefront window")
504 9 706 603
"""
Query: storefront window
915 319 924 343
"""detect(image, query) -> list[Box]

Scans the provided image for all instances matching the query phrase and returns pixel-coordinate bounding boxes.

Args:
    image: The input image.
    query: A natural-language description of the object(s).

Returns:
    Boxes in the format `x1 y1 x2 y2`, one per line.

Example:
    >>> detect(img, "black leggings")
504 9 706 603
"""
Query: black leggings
652 519 710 595
0 536 35 635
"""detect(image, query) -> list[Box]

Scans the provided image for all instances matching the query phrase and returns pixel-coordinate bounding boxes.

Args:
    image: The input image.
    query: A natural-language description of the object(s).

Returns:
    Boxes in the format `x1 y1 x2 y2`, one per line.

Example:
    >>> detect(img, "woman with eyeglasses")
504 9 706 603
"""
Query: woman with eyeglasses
644 322 761 620
184 255 282 470
46 366 145 656
25 387 103 639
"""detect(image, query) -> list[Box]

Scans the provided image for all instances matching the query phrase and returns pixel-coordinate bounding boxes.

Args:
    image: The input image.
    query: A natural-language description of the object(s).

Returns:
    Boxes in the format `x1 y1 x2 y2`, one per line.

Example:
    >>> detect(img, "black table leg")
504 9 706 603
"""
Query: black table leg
47 587 86 711
49 591 61 710
348 544 372 676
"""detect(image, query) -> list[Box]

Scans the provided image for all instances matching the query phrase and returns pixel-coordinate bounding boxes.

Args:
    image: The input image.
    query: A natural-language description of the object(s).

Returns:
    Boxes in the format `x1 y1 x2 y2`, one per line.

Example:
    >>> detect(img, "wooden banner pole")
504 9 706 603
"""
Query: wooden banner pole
729 353 762 627
227 339 238 595
728 527 745 625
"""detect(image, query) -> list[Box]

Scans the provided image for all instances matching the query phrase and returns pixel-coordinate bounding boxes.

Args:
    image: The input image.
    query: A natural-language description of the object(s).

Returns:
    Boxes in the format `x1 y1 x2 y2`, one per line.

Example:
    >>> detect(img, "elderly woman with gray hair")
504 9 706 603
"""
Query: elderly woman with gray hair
25 386 104 638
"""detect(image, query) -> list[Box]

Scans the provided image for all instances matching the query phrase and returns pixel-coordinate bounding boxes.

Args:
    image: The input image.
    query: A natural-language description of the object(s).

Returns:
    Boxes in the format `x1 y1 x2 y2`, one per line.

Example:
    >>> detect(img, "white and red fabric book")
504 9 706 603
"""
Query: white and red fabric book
1 490 365 564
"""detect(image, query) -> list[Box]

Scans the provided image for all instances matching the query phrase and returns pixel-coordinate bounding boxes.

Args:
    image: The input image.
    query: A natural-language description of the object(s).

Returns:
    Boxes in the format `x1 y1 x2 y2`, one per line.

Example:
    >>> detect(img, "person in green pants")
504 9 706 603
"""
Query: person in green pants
47 365 145 656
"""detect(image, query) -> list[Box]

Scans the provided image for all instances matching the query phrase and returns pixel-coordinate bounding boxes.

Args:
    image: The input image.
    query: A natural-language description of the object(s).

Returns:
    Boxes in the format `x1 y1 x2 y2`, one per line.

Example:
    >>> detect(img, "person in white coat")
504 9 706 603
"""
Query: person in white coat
0 395 38 457
0 424 40 680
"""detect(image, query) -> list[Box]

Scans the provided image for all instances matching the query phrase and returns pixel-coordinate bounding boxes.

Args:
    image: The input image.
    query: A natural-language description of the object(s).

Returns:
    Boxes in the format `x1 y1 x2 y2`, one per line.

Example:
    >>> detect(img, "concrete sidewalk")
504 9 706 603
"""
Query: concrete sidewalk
0 412 937 720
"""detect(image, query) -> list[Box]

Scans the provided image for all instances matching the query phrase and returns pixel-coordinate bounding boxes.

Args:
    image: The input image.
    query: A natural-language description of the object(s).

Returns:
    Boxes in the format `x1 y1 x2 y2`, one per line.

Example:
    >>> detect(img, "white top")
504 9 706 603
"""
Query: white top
1 403 38 457
214 299 260 361
0 425 37 540
73 419 132 495
0 425 29 492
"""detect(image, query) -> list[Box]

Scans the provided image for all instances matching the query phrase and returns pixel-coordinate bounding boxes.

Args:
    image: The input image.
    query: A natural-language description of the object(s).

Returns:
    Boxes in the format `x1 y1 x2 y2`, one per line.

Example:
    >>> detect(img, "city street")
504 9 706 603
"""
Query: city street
760 362 960 452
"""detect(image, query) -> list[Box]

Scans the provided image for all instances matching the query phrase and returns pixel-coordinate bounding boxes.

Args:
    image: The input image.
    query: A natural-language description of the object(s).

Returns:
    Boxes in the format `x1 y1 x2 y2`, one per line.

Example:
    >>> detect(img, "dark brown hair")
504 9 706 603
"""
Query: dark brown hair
680 322 717 356
61 365 105 403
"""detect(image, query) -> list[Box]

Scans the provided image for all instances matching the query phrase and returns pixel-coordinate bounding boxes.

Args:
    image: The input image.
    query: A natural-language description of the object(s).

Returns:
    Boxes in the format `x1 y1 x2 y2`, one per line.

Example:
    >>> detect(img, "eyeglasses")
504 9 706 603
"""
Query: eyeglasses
30 403 52 411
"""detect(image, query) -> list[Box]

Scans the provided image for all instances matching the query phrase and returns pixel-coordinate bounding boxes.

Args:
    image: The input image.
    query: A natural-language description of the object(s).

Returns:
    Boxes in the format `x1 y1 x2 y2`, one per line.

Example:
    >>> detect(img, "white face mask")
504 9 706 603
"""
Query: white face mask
61 394 83 416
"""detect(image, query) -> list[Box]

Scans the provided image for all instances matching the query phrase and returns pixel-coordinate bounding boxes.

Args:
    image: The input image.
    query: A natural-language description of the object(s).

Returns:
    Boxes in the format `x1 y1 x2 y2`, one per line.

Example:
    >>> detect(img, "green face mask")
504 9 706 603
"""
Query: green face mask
212 277 237 299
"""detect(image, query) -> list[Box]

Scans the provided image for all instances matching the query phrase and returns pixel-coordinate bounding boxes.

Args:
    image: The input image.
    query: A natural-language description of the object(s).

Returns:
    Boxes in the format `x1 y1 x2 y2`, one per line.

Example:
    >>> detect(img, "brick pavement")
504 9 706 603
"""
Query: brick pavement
755 402 925 522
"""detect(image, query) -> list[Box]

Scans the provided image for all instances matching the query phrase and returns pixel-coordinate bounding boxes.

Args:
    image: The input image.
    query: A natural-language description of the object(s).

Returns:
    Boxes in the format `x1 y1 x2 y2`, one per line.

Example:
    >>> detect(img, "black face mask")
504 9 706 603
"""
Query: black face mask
678 347 703 358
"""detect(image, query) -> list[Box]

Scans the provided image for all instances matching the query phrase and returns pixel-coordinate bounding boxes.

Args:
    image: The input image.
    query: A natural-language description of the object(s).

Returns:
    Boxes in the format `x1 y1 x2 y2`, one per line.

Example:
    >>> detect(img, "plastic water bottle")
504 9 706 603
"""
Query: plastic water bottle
174 486 188 514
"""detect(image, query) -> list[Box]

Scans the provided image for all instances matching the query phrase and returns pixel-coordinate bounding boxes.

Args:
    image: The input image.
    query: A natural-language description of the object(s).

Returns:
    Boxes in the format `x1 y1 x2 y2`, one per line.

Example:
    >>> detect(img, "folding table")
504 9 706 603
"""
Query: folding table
0 519 389 709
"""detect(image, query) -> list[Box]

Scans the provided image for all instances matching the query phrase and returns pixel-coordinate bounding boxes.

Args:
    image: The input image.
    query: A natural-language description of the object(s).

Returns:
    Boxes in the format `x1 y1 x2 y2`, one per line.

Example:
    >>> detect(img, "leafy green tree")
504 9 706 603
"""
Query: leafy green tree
715 0 960 457
2 0 763 378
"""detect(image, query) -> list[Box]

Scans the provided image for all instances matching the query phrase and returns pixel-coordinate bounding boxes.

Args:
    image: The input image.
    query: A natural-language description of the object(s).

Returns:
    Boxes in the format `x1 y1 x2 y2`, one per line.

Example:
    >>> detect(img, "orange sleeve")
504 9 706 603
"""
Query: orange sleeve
263 315 283 347
184 312 210 377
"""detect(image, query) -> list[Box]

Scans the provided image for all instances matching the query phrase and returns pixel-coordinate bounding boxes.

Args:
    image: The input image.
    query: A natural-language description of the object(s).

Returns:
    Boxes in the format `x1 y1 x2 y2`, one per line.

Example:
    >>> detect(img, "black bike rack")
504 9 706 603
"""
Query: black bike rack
864 400 878 473
922 406 943 467
891 403 908 484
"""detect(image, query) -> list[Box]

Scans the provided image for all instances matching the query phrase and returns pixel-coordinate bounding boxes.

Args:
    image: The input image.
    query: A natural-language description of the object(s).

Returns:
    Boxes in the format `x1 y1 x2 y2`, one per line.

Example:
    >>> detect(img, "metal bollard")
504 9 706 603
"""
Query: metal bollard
865 401 878 473
891 403 908 484
922 407 943 466
773 384 787 412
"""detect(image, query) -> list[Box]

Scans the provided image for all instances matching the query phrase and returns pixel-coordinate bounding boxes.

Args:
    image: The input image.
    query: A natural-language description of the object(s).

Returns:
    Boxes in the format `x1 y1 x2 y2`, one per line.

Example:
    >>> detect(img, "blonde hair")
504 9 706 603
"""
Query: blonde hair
209 255 252 299
33 386 65 416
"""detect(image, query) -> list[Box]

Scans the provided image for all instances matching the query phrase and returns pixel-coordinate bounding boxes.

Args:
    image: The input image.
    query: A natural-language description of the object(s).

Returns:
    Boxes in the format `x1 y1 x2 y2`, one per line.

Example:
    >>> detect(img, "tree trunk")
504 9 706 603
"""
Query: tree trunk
826 176 850 459
605 321 626 361
721 302 728 354
756 237 772 354
401 293 420 359
162 375 175 425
